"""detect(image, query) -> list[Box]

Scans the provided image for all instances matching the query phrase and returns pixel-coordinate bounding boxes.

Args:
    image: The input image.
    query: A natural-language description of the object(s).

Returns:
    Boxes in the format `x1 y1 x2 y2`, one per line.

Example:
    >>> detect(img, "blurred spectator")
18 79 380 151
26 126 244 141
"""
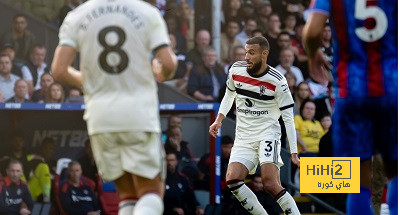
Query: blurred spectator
31 73 54 103
27 137 55 203
26 44 49 92
308 79 329 100
165 14 187 53
321 23 333 69
45 82 65 103
290 20 308 76
263 13 281 67
59 0 83 26
64 87 84 103
0 43 33 90
220 19 243 66
293 82 311 115
236 18 258 46
284 71 297 97
0 54 20 101
163 34 191 92
240 1 256 22
256 0 273 33
222 0 243 25
275 48 304 86
249 174 282 214
59 161 101 215
0 160 34 215
178 2 195 50
162 114 182 144
1 14 36 62
1 0 24 8
251 29 264 37
197 135 233 190
188 47 226 102
165 125 199 184
294 99 324 157
22 0 64 24
164 152 204 215
6 79 31 103
224 45 245 74
282 13 297 36
78 139 98 183
186 30 211 67
319 113 332 133
0 132 30 180
0 90 5 102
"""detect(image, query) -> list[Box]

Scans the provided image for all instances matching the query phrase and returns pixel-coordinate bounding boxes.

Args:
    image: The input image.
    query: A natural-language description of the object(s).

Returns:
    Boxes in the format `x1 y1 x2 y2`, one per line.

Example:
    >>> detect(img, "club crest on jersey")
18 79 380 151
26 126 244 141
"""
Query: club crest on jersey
259 86 266 96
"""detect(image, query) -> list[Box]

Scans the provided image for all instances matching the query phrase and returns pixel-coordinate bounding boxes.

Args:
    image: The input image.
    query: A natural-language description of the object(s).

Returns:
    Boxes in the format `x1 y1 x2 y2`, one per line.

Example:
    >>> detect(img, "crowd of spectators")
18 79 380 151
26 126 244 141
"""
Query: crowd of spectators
0 0 373 214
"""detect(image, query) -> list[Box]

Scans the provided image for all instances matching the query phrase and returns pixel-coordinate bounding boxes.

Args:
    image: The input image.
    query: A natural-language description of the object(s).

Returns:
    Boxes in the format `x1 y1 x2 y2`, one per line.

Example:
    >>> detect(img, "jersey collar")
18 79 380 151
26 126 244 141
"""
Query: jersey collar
248 65 269 78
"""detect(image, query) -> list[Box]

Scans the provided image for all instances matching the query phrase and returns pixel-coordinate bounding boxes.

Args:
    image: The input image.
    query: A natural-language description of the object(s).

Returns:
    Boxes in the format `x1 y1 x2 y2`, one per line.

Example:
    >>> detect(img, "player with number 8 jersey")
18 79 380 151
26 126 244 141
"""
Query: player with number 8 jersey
52 0 178 214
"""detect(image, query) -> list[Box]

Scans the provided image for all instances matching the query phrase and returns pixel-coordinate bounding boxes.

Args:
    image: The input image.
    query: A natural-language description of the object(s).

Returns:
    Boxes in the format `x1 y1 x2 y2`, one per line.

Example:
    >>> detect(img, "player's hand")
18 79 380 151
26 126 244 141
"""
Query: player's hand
173 207 185 215
209 121 222 138
152 58 164 82
20 208 30 215
196 206 205 215
308 49 332 84
291 153 300 168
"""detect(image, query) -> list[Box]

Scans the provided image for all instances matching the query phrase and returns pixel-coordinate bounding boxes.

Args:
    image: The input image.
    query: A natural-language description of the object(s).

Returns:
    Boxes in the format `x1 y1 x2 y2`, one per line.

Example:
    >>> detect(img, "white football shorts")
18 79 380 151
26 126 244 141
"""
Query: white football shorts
90 132 165 181
229 133 284 174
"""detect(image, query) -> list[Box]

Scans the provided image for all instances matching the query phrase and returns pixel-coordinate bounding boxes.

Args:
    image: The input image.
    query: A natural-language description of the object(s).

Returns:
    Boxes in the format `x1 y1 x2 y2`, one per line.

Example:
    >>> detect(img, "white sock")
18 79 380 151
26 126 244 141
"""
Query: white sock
276 190 301 215
133 193 163 215
228 181 268 215
118 199 136 215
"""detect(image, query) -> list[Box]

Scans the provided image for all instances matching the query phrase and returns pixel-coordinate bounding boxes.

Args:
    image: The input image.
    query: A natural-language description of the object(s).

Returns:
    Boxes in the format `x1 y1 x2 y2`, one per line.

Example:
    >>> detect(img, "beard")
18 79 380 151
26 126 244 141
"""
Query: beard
246 60 262 75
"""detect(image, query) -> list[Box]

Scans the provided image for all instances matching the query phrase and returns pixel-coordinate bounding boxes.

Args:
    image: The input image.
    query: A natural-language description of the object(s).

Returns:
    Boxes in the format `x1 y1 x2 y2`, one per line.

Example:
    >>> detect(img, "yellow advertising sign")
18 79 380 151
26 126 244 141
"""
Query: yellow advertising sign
300 157 360 193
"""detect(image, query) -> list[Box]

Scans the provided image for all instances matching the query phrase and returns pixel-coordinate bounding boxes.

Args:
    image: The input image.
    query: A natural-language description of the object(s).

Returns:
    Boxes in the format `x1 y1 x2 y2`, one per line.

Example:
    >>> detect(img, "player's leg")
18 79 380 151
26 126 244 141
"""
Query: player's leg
260 163 300 215
114 173 137 215
227 141 268 215
376 102 398 215
258 137 300 215
332 98 374 215
89 133 138 215
131 173 164 215
120 132 165 215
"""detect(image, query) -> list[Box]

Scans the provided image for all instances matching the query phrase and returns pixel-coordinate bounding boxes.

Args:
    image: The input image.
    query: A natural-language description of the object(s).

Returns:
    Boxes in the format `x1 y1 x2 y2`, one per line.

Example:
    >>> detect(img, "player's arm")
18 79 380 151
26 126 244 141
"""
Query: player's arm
153 46 178 82
302 12 331 84
209 71 236 138
51 45 82 88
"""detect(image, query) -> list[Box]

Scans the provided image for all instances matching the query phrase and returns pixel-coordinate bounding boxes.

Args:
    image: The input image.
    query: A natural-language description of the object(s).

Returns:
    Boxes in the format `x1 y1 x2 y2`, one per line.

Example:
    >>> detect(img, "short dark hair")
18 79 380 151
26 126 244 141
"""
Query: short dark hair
221 135 234 145
278 31 291 39
13 14 26 21
246 36 270 51
7 159 22 170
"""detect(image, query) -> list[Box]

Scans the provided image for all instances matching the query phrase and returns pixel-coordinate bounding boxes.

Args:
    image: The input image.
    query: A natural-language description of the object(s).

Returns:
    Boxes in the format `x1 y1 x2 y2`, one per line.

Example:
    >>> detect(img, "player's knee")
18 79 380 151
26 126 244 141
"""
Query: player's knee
262 180 277 194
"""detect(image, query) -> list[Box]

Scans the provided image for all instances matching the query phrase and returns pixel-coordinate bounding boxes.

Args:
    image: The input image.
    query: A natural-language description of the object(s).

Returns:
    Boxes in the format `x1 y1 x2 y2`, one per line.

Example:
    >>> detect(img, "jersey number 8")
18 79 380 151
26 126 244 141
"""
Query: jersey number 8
98 26 129 74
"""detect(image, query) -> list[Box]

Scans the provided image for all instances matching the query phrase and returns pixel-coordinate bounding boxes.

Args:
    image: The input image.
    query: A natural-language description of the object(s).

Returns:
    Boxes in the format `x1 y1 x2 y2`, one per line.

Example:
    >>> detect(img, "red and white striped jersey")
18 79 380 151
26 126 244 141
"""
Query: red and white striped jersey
226 61 295 143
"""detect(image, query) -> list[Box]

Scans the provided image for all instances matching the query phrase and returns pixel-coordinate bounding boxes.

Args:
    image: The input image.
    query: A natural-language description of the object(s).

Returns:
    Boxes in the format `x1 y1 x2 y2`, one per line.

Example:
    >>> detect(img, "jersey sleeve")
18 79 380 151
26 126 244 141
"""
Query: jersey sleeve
147 7 170 53
226 67 236 92
275 78 294 110
58 12 79 49
309 0 331 15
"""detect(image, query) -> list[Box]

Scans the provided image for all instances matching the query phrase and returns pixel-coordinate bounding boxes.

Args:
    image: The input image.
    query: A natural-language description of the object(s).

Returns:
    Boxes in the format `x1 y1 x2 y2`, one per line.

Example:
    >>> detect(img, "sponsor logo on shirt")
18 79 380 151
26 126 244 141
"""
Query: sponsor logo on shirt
236 107 268 116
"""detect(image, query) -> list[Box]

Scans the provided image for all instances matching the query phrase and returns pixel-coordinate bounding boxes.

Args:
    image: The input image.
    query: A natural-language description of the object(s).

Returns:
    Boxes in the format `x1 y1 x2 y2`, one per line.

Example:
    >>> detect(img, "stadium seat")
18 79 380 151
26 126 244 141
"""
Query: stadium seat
97 176 119 215
194 190 210 209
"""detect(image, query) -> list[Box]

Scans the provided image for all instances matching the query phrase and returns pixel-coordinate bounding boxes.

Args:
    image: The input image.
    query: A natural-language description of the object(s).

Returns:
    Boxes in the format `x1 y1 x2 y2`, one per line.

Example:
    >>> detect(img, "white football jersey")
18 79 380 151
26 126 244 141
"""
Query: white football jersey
59 0 170 135
227 61 295 143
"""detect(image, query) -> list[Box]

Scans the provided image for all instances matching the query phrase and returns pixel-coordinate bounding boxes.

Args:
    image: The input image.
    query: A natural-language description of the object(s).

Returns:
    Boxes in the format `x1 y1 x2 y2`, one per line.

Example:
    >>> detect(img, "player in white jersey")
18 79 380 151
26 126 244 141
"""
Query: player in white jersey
210 36 300 215
51 0 177 214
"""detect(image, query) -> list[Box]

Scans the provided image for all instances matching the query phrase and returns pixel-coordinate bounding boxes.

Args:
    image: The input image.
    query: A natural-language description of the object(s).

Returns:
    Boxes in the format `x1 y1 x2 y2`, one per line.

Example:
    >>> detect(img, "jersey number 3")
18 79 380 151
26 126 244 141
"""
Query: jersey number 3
355 0 388 42
98 26 129 74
